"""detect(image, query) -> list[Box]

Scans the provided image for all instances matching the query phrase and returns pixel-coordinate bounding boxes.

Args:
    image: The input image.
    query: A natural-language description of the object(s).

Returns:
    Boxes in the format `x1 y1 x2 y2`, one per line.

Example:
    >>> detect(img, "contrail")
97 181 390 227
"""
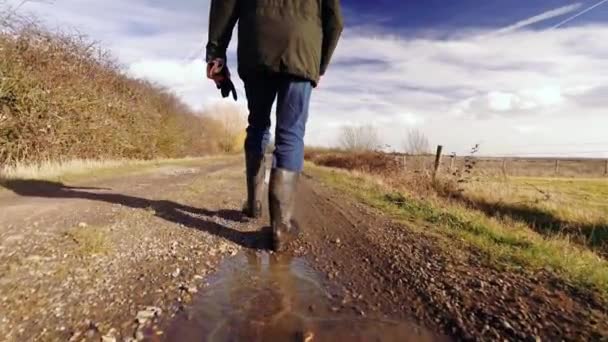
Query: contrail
494 3 582 34
551 0 608 29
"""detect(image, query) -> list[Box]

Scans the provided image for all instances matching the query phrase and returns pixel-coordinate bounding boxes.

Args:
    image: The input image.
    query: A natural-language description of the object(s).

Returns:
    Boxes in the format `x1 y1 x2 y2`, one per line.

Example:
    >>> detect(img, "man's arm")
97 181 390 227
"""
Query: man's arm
206 0 239 63
320 0 344 76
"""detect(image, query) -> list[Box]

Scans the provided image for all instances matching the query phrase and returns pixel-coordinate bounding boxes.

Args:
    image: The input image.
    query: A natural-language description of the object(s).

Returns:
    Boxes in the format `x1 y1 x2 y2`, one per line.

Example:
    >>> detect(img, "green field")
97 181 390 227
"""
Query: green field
461 177 608 251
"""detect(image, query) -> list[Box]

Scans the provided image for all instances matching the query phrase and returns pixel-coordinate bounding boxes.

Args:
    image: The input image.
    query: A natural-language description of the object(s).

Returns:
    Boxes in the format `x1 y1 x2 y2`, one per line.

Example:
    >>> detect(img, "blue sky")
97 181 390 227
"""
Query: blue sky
344 0 607 30
6 0 608 157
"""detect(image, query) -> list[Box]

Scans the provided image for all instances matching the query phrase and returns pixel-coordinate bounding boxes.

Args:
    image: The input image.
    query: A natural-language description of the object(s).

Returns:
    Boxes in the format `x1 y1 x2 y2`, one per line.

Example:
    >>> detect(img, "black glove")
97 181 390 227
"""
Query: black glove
218 75 237 101
209 61 237 101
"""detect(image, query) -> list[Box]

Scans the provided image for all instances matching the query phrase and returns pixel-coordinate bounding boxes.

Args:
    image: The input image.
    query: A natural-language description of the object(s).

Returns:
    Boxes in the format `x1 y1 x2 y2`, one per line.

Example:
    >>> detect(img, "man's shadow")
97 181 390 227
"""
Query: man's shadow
0 178 272 250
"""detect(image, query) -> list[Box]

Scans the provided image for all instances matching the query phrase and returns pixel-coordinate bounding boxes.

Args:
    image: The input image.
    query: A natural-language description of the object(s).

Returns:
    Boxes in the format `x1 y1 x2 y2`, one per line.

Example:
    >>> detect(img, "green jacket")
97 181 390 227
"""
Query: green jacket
206 0 344 84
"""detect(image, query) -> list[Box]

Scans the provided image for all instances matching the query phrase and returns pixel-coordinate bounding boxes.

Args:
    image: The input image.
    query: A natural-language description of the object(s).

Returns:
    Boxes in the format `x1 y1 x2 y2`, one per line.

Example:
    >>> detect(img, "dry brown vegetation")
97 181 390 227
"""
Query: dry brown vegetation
305 148 400 173
0 10 243 166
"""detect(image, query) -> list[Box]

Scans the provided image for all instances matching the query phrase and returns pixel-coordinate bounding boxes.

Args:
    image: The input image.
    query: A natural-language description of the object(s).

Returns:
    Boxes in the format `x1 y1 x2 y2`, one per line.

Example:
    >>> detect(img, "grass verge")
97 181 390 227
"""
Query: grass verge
0 157 226 180
306 163 608 299
0 156 231 192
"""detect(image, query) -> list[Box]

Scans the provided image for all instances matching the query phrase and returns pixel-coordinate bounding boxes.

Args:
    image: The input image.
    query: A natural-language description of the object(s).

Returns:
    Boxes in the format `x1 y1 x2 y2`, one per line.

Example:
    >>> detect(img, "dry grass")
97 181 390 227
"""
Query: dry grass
0 9 240 165
0 157 210 181
462 177 608 225
0 159 149 180
458 177 608 253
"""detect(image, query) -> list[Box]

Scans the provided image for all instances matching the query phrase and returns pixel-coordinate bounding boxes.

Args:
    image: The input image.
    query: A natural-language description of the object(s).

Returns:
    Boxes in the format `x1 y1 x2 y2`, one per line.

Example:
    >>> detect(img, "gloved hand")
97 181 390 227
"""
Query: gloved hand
207 59 237 101
218 74 237 101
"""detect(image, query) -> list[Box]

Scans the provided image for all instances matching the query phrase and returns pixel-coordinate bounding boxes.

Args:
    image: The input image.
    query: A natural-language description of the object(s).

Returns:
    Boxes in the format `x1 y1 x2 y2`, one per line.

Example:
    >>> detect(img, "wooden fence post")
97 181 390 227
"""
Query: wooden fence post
502 159 508 177
449 155 455 172
402 155 407 172
433 145 443 181
604 159 608 176
555 160 560 176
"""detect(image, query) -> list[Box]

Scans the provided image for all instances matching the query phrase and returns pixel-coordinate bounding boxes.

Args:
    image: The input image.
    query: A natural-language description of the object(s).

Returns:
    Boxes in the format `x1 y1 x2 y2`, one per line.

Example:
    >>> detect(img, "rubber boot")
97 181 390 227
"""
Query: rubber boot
243 154 266 219
269 168 300 252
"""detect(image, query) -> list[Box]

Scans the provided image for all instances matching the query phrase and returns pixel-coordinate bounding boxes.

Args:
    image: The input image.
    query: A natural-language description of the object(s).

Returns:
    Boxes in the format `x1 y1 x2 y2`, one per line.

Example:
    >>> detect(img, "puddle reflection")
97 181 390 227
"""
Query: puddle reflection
164 251 443 342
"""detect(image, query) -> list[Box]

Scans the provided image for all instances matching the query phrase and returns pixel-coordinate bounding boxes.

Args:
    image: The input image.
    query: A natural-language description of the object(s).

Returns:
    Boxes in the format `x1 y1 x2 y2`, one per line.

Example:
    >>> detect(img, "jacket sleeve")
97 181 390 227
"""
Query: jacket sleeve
206 0 239 63
320 0 344 76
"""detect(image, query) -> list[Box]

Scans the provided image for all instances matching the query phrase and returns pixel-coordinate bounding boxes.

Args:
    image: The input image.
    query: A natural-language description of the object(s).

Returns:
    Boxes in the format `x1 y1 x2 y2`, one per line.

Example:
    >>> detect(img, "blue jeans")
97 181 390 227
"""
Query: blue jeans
243 73 312 172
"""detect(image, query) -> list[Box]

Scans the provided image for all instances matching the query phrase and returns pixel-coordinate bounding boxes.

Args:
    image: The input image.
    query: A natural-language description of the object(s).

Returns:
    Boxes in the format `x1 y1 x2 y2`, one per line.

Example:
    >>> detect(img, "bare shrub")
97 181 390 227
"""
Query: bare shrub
339 125 380 152
0 10 223 164
403 129 430 155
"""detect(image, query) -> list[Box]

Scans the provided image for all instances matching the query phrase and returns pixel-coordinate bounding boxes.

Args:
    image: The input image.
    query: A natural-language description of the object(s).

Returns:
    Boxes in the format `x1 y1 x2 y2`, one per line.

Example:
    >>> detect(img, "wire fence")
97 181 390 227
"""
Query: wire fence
391 153 608 178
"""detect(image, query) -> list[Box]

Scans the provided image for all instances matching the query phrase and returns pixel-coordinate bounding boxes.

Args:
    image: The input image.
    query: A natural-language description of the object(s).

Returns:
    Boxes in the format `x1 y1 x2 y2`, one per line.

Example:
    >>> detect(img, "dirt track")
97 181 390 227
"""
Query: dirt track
0 157 606 341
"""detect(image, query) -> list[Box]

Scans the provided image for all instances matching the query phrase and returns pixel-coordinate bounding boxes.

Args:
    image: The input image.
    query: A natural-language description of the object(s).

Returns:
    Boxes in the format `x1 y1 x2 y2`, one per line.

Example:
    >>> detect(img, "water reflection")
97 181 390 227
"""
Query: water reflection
164 252 443 341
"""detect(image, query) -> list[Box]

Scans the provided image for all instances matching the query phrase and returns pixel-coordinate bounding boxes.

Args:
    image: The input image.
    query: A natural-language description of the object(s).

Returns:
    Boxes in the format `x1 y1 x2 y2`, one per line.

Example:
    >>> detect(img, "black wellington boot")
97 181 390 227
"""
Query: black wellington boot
269 168 301 252
243 153 266 219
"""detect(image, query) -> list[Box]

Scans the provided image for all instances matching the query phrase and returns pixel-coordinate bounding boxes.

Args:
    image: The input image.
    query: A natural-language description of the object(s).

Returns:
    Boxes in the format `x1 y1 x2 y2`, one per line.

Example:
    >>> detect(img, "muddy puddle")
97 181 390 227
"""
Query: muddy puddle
163 251 443 341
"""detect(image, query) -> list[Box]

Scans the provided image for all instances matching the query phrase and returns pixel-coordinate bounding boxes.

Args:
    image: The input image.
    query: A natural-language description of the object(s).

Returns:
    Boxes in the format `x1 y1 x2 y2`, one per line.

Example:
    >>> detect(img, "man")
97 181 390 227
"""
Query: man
206 0 343 252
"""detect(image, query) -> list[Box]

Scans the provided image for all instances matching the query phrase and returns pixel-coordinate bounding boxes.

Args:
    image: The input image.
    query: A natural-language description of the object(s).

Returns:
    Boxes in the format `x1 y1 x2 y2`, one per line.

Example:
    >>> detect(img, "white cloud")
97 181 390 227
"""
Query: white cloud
313 25 608 155
6 0 608 157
